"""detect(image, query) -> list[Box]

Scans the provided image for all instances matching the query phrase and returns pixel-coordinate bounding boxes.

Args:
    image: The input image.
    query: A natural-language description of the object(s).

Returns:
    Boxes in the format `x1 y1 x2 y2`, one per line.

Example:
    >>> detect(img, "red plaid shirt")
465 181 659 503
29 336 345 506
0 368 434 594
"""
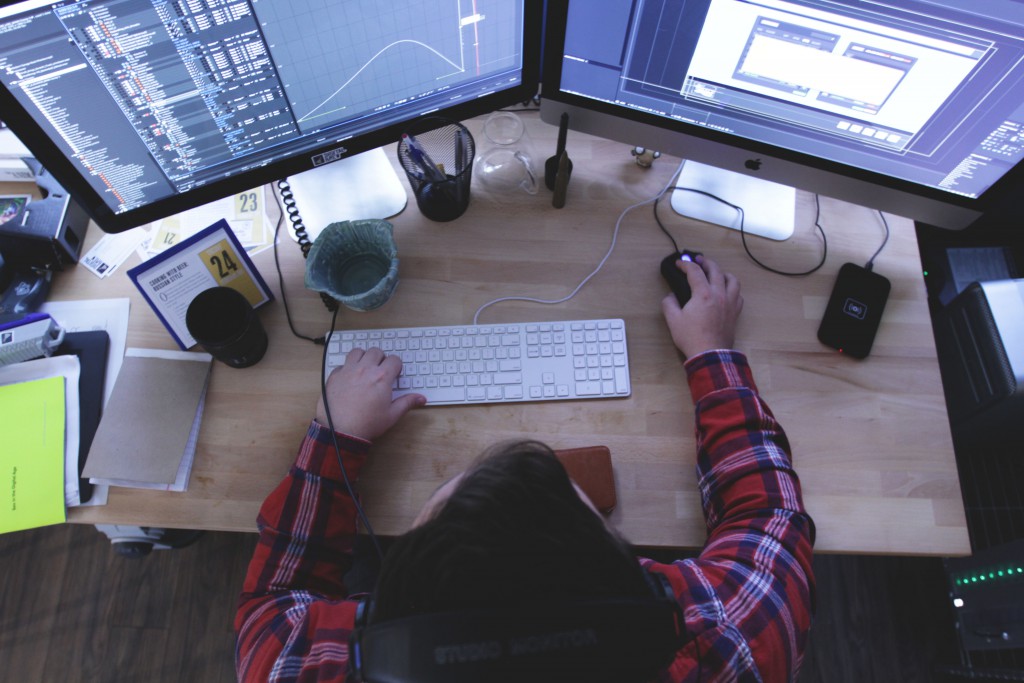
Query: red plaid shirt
236 350 815 682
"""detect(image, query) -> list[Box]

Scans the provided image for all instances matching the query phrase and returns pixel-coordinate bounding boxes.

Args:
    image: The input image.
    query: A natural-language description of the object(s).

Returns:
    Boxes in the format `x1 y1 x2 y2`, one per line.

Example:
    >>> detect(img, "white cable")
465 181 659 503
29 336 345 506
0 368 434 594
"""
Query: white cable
472 159 686 325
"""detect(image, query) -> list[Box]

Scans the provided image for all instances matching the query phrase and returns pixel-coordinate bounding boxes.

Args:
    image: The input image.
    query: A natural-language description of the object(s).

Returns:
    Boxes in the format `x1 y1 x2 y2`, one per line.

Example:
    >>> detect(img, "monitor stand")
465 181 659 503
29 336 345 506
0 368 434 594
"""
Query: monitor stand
284 148 408 243
670 161 796 241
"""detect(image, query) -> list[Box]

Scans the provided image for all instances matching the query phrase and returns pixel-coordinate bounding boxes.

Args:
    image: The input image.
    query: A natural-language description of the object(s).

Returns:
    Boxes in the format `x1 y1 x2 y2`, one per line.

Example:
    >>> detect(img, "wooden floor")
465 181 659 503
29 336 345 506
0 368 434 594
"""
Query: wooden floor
1 523 961 683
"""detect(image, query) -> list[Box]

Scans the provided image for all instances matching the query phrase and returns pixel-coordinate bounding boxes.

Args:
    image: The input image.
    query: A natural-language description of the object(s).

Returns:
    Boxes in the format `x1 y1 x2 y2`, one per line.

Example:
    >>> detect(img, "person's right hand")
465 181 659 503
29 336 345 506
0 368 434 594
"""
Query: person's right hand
315 347 425 441
660 255 743 358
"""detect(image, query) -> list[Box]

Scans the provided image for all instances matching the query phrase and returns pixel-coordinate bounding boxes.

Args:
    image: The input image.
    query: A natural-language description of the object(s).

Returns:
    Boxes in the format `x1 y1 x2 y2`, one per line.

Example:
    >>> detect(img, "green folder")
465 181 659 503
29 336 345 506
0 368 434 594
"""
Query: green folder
0 375 66 534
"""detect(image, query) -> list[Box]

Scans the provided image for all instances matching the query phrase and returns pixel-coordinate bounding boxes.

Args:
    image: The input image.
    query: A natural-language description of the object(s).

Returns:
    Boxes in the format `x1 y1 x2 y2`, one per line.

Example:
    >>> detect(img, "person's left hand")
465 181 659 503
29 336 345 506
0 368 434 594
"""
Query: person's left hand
315 347 426 441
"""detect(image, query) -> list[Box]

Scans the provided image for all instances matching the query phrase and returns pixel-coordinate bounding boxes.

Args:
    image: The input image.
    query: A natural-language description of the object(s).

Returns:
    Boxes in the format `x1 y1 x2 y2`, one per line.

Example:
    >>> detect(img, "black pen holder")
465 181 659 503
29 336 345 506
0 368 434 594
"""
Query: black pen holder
397 118 475 222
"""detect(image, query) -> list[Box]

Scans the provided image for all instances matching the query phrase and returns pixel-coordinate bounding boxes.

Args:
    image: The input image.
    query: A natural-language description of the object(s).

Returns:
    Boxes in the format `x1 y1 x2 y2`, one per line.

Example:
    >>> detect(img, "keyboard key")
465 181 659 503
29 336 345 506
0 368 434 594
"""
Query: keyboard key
615 367 629 393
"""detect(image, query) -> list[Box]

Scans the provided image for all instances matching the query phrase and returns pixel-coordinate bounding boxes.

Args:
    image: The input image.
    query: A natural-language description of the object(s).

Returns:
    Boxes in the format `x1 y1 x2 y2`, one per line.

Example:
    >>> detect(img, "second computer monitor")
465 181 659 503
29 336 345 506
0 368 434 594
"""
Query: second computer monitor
541 0 1024 233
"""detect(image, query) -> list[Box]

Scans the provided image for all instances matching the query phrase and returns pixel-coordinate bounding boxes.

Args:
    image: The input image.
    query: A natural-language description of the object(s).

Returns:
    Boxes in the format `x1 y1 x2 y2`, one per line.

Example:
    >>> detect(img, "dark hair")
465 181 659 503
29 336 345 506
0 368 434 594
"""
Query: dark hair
371 441 649 621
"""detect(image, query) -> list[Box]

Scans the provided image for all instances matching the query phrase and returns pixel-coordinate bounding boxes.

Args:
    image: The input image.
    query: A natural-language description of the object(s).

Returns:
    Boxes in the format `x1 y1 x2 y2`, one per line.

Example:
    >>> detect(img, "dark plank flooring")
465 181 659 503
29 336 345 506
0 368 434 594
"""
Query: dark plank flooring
1 523 960 683
802 554 959 682
1 524 254 683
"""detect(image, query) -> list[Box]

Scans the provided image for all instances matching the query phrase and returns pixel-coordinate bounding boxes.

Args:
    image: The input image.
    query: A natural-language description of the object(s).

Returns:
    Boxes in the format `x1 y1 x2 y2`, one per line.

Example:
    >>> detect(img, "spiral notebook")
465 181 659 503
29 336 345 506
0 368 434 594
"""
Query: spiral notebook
282 148 407 243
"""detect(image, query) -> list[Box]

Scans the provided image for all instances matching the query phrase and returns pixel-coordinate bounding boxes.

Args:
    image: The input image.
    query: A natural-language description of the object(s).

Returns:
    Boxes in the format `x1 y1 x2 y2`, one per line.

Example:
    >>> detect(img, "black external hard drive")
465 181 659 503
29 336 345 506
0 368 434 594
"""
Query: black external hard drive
817 263 891 359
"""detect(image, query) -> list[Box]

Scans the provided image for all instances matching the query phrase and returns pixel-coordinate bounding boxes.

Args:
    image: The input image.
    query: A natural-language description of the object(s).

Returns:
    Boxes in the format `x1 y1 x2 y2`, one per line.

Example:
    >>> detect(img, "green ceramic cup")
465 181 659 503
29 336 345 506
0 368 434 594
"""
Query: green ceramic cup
304 219 399 312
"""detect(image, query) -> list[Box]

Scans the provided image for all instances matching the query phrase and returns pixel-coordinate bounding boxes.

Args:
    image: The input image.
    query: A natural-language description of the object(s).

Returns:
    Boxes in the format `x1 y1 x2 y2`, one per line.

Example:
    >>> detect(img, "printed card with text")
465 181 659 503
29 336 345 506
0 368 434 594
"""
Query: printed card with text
127 220 273 349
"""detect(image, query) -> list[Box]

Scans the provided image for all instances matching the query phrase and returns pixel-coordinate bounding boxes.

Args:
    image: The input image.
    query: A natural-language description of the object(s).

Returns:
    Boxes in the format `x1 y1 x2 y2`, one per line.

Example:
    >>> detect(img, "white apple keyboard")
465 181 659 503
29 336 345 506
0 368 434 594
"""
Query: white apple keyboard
325 319 631 406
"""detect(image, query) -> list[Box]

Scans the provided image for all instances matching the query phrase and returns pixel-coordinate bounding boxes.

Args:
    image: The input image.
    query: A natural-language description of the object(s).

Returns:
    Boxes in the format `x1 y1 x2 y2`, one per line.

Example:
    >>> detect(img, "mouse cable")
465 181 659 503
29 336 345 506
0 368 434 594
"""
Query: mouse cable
863 210 890 272
654 187 828 277
271 181 326 345
472 159 687 324
319 305 386 563
655 201 682 255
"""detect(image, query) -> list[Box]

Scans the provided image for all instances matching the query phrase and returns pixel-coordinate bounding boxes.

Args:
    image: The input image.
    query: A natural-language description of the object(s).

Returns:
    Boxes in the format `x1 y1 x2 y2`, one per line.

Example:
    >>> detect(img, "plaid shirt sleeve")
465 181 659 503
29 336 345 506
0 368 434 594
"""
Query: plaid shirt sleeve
235 420 368 682
640 350 816 683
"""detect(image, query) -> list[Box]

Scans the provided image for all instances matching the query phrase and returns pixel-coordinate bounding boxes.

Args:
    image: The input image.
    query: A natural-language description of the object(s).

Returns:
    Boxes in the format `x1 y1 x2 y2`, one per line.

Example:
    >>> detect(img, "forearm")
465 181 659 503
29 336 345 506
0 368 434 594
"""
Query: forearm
685 351 813 548
234 419 368 643
684 350 815 679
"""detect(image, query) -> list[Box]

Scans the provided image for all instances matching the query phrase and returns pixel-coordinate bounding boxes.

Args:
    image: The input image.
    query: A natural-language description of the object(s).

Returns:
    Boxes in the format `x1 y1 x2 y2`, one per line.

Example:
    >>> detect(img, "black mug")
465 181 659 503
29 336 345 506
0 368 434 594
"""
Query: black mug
185 286 268 368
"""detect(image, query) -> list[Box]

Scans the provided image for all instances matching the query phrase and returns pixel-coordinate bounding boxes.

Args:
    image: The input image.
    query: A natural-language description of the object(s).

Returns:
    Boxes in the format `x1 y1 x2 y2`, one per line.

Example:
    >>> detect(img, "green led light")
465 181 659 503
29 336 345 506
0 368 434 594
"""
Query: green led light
999 570 1005 577
956 579 962 585
972 577 978 582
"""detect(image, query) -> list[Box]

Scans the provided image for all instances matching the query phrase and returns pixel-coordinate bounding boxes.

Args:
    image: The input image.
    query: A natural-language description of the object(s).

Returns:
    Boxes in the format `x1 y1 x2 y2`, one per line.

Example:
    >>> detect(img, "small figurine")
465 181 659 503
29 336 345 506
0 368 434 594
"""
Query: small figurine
631 146 661 168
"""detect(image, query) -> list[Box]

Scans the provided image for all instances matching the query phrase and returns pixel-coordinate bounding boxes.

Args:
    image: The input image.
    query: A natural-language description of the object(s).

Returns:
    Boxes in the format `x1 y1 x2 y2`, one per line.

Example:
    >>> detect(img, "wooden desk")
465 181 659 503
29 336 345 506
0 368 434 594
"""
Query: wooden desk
39 111 968 555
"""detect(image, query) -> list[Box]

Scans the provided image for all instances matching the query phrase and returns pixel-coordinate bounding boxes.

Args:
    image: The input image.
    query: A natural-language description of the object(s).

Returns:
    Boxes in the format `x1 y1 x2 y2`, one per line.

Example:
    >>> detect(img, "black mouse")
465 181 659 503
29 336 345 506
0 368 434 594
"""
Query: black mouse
660 251 701 306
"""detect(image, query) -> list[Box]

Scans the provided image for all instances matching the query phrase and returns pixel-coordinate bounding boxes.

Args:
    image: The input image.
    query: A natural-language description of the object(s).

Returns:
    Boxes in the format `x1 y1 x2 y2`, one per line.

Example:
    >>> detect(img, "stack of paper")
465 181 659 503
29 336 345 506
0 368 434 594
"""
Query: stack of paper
0 354 84 534
83 349 212 492
42 297 133 509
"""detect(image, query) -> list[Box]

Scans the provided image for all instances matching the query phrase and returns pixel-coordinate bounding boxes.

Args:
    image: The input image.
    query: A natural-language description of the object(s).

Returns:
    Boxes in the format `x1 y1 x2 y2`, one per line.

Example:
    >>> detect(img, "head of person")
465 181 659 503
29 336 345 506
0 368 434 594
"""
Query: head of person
352 441 683 683
374 440 649 616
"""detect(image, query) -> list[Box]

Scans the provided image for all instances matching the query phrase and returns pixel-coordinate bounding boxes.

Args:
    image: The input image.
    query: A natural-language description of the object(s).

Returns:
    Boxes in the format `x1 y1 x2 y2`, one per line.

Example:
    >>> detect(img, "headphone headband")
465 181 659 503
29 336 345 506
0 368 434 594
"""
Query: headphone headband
351 574 685 683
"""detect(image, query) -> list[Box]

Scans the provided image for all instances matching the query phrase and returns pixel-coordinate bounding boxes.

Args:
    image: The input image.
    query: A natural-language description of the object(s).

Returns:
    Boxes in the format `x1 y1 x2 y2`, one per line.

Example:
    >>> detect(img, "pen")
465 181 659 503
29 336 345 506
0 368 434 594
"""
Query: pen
403 133 446 182
552 151 569 208
545 112 573 190
557 112 569 157
454 129 465 175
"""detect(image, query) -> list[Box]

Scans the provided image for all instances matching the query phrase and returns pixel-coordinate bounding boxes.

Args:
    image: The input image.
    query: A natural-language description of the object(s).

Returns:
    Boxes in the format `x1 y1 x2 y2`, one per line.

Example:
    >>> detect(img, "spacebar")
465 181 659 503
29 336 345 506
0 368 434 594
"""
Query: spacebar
395 386 466 404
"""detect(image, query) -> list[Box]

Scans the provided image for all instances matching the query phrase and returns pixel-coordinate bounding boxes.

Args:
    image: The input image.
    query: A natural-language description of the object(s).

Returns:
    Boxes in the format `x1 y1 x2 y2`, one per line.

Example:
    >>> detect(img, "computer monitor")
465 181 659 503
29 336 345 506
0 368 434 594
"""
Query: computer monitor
541 0 1024 237
0 0 541 233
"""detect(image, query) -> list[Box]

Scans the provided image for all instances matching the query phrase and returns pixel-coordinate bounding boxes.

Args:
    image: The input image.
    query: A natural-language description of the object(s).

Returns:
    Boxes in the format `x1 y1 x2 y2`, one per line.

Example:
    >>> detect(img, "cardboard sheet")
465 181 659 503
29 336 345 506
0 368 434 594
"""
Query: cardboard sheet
83 351 210 486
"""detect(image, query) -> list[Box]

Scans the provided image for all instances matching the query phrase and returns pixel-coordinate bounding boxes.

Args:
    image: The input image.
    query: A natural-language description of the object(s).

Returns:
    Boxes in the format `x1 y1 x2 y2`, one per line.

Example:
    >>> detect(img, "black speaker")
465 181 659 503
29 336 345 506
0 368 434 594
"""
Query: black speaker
934 279 1023 439
946 539 1024 653
0 158 88 270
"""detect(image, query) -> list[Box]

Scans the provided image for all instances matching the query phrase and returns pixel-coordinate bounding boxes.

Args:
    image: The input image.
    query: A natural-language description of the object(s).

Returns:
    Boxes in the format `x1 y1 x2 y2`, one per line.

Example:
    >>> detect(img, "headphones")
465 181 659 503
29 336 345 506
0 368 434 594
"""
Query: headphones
349 571 686 683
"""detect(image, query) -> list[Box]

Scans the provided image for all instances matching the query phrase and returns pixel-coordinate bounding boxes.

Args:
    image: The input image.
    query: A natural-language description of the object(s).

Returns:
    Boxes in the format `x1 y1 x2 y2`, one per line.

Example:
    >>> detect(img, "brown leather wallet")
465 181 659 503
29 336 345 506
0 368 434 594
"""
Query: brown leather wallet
553 445 617 514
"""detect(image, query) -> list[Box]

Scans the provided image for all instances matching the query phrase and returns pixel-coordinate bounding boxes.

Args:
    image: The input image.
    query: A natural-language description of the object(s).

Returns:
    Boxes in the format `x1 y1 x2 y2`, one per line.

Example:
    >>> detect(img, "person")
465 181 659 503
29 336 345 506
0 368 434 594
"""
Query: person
235 255 816 682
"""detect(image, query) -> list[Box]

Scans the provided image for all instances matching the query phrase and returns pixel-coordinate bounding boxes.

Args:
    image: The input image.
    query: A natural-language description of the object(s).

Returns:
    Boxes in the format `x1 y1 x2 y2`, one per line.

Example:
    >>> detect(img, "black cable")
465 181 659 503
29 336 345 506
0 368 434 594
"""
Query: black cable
864 210 890 272
695 630 703 683
276 178 340 314
271 183 382 558
270 181 332 344
654 196 681 254
654 187 828 277
320 306 385 563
